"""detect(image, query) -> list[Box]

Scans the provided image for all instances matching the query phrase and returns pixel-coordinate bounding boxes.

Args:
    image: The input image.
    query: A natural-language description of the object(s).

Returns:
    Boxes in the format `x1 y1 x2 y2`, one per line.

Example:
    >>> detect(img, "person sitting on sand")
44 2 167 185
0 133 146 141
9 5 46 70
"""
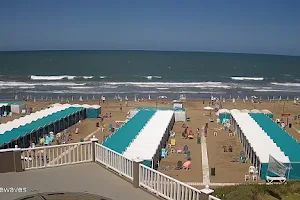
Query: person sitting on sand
182 124 186 128
188 130 194 139
68 134 72 142
182 131 188 139
228 145 233 152
222 145 227 152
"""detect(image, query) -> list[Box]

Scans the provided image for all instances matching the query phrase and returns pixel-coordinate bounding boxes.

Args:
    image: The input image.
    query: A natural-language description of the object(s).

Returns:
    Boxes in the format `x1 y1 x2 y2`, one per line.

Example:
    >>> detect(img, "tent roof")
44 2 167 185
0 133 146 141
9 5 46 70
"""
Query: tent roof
123 110 174 161
231 112 290 163
250 109 261 113
240 109 250 113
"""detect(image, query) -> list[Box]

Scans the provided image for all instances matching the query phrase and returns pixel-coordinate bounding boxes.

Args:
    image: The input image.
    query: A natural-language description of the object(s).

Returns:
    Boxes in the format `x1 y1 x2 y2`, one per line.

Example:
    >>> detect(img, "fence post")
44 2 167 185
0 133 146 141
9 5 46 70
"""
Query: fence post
132 158 143 188
90 135 99 162
13 145 23 172
200 185 214 200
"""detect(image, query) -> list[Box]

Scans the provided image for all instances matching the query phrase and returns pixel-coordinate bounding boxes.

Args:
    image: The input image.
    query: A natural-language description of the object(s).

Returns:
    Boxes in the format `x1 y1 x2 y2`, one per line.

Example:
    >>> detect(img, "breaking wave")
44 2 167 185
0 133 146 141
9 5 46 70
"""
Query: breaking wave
231 77 264 81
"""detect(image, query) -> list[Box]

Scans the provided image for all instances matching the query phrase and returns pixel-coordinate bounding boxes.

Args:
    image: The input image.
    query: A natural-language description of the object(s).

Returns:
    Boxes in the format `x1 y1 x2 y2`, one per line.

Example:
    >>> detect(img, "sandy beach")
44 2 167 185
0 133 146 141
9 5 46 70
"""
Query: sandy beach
1 98 300 184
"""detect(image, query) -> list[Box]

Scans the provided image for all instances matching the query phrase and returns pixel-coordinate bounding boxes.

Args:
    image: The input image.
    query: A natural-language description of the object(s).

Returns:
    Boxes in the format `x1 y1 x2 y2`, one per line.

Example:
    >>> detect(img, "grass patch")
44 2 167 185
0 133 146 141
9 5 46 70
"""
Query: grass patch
213 181 300 200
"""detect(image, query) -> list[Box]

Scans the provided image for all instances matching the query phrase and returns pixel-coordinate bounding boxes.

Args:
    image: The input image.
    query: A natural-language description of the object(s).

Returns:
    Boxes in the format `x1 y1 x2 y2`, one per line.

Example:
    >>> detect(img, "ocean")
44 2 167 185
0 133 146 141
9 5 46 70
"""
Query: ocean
0 50 300 100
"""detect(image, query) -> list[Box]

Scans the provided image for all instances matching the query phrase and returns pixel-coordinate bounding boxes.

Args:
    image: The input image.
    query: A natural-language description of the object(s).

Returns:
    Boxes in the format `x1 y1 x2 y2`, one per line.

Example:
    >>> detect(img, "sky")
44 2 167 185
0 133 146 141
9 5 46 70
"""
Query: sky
0 0 299 55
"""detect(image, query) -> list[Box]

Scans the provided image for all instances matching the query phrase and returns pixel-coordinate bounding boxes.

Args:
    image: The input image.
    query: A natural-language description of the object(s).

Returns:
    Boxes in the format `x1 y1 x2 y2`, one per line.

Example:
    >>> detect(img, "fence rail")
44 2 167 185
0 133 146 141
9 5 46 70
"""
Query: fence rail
20 141 93 170
95 143 133 181
139 164 202 200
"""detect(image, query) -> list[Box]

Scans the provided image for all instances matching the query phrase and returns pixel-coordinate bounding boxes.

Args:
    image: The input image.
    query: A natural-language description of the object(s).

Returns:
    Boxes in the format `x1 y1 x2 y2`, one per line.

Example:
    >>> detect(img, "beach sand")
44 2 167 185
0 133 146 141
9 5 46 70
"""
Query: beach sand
1 99 300 184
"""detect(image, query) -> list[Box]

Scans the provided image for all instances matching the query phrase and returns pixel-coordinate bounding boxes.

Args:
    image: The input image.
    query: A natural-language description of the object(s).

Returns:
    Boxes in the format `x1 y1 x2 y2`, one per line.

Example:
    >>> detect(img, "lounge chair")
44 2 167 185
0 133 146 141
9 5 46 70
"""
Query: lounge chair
161 148 168 158
266 176 286 183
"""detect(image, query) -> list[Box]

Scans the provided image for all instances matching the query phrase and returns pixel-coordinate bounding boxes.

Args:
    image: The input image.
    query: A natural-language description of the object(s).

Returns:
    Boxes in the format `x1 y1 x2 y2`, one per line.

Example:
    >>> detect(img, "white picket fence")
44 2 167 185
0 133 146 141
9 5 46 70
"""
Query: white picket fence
139 164 202 200
94 143 133 181
15 142 222 200
20 141 93 170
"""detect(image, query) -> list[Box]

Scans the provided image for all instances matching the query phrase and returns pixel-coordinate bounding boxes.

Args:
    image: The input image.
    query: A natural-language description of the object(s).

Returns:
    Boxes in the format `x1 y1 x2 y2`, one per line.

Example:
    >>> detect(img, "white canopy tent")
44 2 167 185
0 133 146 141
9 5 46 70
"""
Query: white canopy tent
123 110 174 168
231 112 290 175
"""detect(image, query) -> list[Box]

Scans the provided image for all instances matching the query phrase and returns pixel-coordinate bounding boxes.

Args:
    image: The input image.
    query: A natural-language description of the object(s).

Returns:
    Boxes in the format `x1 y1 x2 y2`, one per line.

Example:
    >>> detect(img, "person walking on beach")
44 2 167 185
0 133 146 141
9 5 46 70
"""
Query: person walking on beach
120 104 122 112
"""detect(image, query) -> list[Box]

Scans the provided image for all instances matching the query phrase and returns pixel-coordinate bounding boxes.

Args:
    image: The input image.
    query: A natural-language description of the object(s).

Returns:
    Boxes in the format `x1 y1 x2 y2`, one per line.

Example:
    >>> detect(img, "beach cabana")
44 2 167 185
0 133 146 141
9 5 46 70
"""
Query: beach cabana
86 105 101 118
231 112 291 180
123 110 175 169
217 109 231 122
261 109 274 119
0 105 85 149
1 102 25 114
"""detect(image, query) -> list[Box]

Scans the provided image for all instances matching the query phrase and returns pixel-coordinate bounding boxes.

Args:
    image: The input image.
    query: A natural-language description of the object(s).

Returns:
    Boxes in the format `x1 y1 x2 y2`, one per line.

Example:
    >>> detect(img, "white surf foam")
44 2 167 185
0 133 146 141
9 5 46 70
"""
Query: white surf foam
68 86 94 89
106 81 233 89
100 76 107 79
30 75 76 80
83 76 93 79
231 77 264 81
144 76 162 80
0 81 85 87
271 82 300 87
157 87 170 90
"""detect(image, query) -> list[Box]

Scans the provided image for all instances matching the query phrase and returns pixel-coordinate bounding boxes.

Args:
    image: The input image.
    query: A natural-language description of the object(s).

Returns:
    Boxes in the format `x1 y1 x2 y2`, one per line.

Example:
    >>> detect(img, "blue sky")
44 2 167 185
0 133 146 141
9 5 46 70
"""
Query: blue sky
0 0 299 55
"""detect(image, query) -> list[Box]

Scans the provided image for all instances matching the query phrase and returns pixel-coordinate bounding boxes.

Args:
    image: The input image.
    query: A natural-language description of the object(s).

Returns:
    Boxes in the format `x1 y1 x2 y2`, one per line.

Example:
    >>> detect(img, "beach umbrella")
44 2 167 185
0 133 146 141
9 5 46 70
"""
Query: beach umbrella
237 95 240 100
287 96 289 100
14 95 18 100
279 96 282 101
34 98 36 102
79 96 83 101
92 95 95 100
125 96 128 101
223 98 225 103
148 95 151 100
71 96 74 101
114 95 117 100
245 96 248 101
232 98 235 103
243 99 245 103
134 95 137 102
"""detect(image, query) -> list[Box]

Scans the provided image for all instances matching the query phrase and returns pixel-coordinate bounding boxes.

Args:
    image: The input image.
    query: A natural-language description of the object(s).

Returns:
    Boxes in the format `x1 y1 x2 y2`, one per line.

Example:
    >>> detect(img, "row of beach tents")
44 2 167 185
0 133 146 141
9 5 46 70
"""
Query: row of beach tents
216 109 274 121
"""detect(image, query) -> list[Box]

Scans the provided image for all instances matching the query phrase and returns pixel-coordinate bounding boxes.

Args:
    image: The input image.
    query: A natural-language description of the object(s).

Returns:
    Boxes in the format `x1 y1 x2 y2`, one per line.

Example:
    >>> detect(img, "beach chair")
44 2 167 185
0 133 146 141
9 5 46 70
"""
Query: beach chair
186 151 191 160
8 112 12 117
175 160 183 170
161 148 168 158
241 156 247 163
109 124 113 132
183 161 191 170
49 133 55 142
3 111 7 117
171 139 176 146
44 136 51 145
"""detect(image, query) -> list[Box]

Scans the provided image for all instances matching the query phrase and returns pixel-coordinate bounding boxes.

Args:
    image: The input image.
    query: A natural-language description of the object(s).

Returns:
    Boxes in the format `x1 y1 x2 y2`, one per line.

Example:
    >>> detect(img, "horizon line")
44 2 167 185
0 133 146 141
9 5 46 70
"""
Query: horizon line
0 49 299 57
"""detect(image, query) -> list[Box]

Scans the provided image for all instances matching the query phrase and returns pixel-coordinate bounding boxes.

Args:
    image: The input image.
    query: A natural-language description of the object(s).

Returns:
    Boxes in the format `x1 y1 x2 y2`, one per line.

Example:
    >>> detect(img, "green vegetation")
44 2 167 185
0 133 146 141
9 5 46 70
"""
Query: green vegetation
213 181 300 200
